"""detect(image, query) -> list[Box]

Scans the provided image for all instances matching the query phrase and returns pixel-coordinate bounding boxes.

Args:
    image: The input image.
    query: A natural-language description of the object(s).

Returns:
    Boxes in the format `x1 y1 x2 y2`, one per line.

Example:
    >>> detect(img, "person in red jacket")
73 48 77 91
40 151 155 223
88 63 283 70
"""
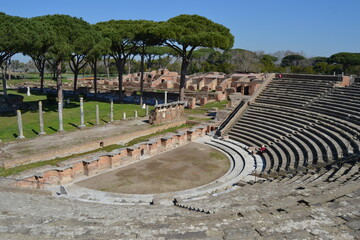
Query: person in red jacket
260 145 266 154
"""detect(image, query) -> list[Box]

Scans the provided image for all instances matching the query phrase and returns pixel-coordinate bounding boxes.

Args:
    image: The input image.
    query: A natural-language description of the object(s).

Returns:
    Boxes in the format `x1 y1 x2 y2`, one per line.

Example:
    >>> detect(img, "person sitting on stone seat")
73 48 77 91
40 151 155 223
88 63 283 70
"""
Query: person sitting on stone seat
260 145 266 154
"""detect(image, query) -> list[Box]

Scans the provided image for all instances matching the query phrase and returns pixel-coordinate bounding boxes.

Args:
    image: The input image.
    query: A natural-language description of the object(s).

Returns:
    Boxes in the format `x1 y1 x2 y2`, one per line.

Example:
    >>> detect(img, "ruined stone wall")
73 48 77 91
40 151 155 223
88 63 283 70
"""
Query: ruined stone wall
149 102 186 125
15 124 215 189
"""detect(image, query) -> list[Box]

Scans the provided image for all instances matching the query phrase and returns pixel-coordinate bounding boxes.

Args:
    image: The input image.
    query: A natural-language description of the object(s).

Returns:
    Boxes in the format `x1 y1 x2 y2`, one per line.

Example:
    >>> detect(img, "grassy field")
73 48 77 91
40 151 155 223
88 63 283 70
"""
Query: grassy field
5 72 119 86
185 100 229 115
0 123 194 177
0 90 153 143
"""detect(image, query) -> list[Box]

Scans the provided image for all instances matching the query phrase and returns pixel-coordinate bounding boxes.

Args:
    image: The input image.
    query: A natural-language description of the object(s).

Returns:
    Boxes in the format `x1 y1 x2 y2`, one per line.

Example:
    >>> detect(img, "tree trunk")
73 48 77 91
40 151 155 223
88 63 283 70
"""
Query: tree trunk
93 60 98 99
40 58 46 91
1 66 7 97
106 66 110 78
56 60 63 105
140 53 145 106
116 61 125 102
40 69 45 91
7 59 11 82
103 56 110 78
146 55 152 70
73 70 78 94
179 58 189 101
33 58 46 91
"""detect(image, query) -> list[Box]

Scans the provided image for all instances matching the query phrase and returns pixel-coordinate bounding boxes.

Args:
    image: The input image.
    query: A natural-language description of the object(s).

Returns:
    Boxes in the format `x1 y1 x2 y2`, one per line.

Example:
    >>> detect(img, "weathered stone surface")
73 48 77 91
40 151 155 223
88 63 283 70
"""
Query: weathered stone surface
149 101 186 125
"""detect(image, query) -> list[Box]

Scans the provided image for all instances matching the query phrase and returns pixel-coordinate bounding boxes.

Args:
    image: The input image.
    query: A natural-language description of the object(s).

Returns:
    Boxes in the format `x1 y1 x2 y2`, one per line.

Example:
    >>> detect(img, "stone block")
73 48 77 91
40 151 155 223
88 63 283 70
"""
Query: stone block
215 91 226 101
127 147 141 160
83 158 99 176
98 155 112 171
59 167 74 184
16 176 38 189
71 162 85 179
43 170 61 184
188 97 196 109
152 197 174 206
187 130 196 141
200 97 208 105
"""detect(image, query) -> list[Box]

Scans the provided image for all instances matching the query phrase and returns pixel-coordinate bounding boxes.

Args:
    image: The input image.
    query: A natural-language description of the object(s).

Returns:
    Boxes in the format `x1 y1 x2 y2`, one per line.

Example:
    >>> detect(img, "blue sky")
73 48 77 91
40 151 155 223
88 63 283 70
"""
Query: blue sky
2 0 360 61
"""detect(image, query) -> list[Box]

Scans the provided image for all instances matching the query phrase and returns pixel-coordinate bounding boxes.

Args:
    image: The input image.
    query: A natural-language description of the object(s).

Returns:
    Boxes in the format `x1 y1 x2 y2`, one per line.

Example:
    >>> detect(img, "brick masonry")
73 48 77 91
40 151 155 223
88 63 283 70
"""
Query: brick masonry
15 124 215 189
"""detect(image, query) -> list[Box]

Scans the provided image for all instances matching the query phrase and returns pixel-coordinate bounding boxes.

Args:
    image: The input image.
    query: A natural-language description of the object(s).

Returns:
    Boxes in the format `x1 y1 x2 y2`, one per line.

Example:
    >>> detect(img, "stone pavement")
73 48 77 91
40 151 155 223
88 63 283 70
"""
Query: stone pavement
0 156 358 239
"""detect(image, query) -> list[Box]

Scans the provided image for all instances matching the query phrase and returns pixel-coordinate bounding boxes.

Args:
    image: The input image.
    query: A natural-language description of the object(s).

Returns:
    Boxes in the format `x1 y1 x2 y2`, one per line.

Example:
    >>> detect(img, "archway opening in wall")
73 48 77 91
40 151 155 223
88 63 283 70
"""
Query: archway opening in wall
141 149 145 156
244 85 250 95
236 86 242 92
161 79 165 83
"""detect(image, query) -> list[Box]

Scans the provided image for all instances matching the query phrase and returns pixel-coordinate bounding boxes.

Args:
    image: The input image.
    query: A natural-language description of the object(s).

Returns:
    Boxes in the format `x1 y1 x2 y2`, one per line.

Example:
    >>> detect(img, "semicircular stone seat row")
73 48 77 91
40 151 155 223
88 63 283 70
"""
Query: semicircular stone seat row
226 78 360 175
175 160 360 215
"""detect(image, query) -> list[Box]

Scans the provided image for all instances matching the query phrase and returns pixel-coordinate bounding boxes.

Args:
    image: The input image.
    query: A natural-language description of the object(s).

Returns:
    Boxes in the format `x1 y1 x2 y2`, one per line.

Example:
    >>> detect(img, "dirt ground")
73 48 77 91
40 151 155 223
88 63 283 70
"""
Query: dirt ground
76 142 229 194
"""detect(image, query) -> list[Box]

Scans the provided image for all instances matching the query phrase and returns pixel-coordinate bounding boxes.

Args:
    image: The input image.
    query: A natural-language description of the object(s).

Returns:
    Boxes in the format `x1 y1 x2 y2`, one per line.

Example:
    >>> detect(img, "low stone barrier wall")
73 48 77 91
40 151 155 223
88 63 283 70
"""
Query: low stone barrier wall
2 120 187 169
14 124 215 189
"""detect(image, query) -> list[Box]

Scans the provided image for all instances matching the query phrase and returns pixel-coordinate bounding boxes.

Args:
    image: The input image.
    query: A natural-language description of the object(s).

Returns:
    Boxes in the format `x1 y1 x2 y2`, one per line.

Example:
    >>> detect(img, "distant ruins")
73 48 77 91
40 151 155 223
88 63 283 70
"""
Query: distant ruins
64 69 266 96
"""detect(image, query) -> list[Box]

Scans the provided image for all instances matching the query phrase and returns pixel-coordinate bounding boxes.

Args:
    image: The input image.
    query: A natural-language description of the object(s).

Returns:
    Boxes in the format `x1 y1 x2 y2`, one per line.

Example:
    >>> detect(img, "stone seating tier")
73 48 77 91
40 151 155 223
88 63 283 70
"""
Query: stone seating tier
244 107 352 157
255 98 309 108
228 133 280 173
253 103 360 143
253 103 360 133
231 126 289 169
231 116 329 171
226 76 360 175
175 161 360 220
261 89 322 98
242 114 327 165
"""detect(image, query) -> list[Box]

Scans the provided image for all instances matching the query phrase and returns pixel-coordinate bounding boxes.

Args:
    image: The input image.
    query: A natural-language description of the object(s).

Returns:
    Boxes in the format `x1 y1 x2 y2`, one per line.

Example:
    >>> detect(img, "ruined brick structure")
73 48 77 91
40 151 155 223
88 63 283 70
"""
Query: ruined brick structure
149 101 186 125
15 124 216 189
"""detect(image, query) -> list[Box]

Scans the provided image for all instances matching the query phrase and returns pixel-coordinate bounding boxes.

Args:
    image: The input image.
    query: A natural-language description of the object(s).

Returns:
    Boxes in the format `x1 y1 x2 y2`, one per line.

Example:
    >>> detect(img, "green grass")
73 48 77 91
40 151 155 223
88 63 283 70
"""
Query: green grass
0 90 154 143
185 100 229 115
6 73 73 85
187 116 211 122
0 123 194 177
125 123 194 147
5 73 119 86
